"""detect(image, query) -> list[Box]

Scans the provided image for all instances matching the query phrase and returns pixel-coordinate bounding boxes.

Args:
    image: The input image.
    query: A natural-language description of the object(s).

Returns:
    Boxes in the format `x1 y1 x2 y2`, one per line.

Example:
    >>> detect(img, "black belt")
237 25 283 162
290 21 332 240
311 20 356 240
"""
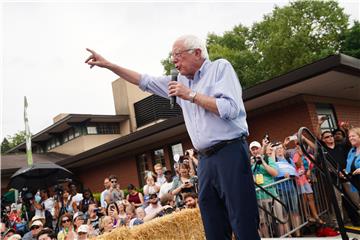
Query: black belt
198 135 247 157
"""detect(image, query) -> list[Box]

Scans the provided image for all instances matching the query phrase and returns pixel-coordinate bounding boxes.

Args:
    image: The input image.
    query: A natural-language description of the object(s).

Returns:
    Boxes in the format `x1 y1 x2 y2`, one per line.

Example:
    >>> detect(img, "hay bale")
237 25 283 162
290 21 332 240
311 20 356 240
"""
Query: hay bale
96 208 205 240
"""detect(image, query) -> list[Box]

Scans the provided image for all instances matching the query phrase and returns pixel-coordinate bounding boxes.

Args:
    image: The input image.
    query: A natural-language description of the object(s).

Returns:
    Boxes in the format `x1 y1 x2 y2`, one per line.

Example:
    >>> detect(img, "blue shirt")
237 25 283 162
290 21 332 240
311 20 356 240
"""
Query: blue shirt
346 147 360 192
139 59 248 150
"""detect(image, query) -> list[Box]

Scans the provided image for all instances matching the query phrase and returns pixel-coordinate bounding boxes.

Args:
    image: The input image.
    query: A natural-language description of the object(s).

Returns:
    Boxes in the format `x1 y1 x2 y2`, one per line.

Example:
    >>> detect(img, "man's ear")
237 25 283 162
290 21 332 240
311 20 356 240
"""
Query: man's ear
194 48 202 59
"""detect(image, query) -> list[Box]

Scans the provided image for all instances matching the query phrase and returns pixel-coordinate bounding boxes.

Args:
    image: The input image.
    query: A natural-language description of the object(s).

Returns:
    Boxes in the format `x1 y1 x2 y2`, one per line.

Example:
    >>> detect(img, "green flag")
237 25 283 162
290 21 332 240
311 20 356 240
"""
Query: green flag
24 96 33 166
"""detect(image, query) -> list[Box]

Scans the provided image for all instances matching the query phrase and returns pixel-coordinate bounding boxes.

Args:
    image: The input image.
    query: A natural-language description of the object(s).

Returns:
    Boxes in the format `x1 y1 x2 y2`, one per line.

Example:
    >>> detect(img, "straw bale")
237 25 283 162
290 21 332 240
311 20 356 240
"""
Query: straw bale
96 208 205 240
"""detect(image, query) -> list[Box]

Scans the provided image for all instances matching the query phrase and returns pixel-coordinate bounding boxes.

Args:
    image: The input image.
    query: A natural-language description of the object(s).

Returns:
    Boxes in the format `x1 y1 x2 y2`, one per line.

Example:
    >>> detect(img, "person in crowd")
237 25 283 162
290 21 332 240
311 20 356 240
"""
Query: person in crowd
68 183 83 213
185 149 199 176
108 175 124 202
126 184 144 208
144 194 162 216
7 203 21 229
344 127 360 209
23 216 44 240
333 128 347 145
56 213 75 240
307 118 357 226
160 193 177 210
85 34 260 239
251 140 282 237
127 206 143 228
79 188 96 213
274 143 301 237
154 163 166 186
100 178 111 208
105 202 120 228
183 192 198 209
76 225 89 240
173 163 180 180
33 189 55 229
158 170 174 199
2 228 16 240
72 211 85 233
37 228 57 240
143 174 161 201
99 216 113 234
86 203 101 237
54 189 75 225
171 163 198 207
293 145 324 225
115 201 127 226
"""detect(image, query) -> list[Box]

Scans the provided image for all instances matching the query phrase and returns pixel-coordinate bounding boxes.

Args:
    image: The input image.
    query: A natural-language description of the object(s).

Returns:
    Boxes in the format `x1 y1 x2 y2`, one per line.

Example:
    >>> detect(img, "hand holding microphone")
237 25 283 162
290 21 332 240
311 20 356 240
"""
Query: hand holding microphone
169 69 179 109
168 69 197 108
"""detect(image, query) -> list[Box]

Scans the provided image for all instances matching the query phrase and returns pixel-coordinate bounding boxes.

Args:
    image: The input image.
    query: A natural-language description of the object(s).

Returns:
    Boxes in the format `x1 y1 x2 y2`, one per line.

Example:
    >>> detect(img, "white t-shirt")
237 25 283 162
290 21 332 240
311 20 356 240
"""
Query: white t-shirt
145 203 161 216
159 181 173 198
35 197 55 217
69 193 83 206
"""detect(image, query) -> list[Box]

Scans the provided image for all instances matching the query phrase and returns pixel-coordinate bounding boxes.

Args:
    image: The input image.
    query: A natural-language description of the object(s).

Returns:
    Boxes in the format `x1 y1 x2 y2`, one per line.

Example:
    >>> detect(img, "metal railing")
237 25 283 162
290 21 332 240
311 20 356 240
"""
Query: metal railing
255 170 330 238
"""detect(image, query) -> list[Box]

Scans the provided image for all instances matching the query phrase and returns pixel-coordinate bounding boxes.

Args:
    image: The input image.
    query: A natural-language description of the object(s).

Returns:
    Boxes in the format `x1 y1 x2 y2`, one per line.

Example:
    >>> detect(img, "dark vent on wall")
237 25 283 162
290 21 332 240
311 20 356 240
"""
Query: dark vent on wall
134 95 182 128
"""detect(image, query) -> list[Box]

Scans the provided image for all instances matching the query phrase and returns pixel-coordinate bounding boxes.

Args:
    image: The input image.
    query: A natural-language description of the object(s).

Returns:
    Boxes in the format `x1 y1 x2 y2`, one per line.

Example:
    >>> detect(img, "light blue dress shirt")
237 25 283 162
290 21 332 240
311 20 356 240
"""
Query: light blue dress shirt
139 59 248 150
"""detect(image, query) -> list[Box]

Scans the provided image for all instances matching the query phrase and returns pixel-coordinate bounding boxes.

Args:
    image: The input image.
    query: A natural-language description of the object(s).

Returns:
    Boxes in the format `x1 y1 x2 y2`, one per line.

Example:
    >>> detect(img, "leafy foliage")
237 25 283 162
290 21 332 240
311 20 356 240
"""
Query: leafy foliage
1 131 27 153
341 21 360 58
161 1 353 88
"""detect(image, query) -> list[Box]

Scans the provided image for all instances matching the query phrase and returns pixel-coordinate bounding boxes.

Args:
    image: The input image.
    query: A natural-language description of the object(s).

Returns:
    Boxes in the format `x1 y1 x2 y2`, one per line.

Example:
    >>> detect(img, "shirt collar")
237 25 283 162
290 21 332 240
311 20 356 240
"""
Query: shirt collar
194 59 211 80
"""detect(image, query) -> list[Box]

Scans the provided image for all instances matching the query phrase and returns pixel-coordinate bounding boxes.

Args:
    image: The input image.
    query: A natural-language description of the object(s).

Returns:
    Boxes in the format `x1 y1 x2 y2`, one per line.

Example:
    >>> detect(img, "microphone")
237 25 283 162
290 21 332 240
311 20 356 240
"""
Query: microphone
170 69 179 109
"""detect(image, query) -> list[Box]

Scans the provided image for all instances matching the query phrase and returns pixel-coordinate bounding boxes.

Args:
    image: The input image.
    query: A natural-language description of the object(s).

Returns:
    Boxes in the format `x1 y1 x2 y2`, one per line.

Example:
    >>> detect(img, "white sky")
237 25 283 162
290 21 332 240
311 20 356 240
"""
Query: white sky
1 1 359 139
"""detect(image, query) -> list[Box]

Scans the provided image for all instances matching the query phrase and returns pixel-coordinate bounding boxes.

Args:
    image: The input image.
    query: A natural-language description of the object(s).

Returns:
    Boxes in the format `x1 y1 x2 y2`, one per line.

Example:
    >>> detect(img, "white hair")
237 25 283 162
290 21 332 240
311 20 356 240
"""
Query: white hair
176 35 209 59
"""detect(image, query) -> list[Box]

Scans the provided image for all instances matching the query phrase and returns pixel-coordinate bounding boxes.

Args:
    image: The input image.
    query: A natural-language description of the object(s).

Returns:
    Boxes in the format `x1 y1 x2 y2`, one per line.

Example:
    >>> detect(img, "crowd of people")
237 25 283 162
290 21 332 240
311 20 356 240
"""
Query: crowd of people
249 118 360 237
1 150 200 240
1 118 360 239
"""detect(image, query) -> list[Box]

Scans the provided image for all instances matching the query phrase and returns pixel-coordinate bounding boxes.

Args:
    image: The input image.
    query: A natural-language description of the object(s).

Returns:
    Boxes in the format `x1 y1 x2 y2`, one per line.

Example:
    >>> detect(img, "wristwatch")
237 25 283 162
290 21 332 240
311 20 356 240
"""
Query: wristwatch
189 91 197 103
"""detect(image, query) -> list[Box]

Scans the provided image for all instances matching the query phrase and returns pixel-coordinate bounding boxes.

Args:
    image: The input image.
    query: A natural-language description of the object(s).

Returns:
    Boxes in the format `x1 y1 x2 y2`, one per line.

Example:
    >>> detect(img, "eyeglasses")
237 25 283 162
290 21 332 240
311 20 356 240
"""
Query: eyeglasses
323 135 333 139
31 226 40 230
62 219 71 223
171 48 194 61
111 180 117 183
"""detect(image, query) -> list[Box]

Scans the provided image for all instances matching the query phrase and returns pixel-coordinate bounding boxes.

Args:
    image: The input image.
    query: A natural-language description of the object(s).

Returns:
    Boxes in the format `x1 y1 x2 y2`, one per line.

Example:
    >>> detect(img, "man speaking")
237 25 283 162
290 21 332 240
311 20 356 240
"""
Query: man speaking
85 35 260 240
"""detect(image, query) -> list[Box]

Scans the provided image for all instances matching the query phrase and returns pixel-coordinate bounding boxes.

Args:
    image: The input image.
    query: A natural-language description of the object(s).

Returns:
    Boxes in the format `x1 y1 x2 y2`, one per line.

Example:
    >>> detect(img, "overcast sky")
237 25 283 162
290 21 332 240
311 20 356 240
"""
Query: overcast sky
1 1 359 140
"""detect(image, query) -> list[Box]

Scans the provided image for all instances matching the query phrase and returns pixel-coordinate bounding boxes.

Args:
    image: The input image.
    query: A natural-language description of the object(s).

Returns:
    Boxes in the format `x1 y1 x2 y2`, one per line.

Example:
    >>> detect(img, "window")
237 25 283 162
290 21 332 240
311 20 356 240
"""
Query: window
316 104 337 132
136 154 149 186
87 126 97 134
97 123 120 134
152 149 165 167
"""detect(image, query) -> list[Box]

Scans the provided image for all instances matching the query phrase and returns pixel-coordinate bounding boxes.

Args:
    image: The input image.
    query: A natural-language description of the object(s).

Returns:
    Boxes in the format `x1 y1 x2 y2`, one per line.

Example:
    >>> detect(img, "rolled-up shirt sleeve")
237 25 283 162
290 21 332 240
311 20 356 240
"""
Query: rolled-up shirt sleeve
214 60 243 120
139 74 170 99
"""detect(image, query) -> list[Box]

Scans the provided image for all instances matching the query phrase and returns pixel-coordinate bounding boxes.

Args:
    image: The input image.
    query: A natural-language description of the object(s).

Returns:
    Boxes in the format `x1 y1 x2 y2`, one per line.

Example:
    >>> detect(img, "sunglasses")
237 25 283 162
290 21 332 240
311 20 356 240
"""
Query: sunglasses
31 226 40 230
111 180 117 183
62 219 71 223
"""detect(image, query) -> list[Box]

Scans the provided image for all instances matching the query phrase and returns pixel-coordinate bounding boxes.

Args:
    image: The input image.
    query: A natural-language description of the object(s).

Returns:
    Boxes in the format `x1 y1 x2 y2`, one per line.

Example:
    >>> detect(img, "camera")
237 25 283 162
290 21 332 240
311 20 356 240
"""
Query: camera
251 156 262 165
157 206 176 217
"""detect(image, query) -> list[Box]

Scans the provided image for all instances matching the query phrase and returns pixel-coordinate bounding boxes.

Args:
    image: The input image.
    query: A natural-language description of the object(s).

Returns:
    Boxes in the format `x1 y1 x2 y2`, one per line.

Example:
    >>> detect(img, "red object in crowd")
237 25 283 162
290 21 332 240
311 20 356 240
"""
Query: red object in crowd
316 226 340 237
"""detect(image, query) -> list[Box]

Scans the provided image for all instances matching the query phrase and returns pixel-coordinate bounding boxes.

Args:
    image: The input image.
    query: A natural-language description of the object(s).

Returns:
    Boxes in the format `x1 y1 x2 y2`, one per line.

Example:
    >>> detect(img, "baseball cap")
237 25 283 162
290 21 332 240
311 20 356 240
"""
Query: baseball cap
30 220 43 228
249 141 261 150
73 211 84 221
77 225 89 233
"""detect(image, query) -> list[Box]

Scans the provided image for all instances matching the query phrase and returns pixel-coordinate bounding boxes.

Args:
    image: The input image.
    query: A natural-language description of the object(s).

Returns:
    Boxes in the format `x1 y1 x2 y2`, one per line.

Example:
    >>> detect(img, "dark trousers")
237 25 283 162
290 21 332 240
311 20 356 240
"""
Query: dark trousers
198 139 260 240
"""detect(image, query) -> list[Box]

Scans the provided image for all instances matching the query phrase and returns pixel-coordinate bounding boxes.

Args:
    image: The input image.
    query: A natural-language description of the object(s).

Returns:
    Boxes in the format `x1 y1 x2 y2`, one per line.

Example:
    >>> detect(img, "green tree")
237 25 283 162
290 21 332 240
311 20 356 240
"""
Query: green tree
1 138 11 153
207 25 262 88
250 1 349 81
161 1 350 88
341 21 360 58
1 130 27 153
